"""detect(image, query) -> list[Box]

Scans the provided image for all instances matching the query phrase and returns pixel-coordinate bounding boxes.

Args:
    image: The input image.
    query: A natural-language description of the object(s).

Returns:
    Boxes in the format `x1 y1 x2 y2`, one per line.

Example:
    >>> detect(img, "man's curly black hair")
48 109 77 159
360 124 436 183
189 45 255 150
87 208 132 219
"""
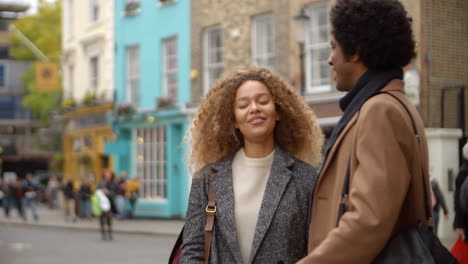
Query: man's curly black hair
330 0 416 70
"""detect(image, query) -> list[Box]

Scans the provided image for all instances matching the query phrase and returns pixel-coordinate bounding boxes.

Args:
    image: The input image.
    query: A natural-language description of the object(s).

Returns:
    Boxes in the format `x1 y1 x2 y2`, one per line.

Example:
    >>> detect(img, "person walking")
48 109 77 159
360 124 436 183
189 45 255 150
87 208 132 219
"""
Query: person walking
125 175 140 219
62 177 77 221
454 143 468 242
1 178 13 218
97 169 118 216
23 173 39 221
181 67 324 263
78 177 92 219
298 1 431 263
431 177 449 235
46 175 60 209
95 188 113 241
12 178 26 220
115 171 127 219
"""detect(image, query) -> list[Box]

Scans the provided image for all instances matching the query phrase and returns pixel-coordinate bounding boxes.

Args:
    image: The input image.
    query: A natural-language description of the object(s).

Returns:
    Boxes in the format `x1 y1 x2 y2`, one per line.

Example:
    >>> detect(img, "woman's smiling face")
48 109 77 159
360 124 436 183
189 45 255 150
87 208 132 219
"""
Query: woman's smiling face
234 80 278 144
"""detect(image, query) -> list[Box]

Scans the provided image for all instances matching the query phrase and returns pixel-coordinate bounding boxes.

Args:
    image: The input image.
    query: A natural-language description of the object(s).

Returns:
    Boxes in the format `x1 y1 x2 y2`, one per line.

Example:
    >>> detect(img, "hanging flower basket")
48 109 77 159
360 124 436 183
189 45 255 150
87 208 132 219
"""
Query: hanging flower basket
156 96 176 109
79 153 93 168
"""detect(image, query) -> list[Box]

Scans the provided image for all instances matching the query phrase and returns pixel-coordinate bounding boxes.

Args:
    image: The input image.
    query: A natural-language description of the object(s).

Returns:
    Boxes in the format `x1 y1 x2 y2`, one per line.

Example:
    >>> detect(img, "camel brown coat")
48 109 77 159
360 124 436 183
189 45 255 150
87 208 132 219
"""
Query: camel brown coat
298 79 432 264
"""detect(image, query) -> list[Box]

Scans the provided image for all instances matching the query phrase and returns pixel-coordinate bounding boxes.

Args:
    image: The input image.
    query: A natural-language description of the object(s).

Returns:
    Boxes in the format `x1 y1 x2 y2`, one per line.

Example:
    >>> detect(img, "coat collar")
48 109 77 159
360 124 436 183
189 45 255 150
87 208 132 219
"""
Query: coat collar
318 79 405 183
209 145 295 262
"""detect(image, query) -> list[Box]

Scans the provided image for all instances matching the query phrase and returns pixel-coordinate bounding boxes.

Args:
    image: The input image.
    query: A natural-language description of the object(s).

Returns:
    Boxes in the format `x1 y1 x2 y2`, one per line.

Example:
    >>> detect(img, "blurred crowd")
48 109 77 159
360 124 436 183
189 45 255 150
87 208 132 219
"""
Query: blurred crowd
0 169 140 225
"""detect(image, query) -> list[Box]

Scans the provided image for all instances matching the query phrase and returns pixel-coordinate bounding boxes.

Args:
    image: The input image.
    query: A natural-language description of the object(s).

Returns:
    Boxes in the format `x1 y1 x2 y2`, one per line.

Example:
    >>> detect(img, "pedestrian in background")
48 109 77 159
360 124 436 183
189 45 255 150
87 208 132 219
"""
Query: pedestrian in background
95 188 113 241
454 143 468 241
78 177 92 219
62 177 77 222
298 0 431 263
451 143 468 263
1 178 13 218
23 173 39 221
430 176 449 235
115 171 127 219
98 169 118 216
181 67 323 263
12 177 26 220
125 175 140 219
46 175 60 209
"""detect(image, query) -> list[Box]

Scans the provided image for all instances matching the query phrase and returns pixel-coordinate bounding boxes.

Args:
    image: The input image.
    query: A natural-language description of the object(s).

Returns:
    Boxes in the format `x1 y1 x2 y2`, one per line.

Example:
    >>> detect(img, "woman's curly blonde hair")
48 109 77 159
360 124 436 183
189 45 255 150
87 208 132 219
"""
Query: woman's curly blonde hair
187 67 324 174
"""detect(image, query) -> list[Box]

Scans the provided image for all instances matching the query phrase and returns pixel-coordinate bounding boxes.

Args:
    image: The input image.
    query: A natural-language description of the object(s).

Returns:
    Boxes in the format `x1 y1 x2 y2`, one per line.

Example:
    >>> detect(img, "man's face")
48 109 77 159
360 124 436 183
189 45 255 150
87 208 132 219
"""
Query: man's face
328 36 357 92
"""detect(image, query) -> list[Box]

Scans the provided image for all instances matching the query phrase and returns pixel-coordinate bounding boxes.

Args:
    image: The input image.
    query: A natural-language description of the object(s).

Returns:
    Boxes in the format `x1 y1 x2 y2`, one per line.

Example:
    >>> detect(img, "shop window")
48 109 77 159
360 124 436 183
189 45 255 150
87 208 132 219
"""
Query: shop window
136 126 167 200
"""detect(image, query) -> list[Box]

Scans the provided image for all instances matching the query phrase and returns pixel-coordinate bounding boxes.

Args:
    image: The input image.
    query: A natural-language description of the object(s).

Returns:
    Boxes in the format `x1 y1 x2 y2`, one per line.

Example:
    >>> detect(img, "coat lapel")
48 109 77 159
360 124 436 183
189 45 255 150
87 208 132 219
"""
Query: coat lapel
317 113 358 187
209 154 243 263
249 146 294 262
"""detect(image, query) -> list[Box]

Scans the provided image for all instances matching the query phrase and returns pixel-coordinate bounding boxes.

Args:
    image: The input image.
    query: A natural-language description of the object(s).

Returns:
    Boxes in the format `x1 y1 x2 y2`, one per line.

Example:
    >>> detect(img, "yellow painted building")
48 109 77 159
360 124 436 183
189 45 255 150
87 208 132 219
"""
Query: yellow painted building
62 103 114 185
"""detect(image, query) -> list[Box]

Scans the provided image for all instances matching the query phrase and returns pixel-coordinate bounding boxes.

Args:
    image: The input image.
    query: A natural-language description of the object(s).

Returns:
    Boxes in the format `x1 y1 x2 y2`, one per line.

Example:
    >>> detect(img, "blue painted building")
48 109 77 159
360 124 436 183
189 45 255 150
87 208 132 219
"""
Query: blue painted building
106 0 191 218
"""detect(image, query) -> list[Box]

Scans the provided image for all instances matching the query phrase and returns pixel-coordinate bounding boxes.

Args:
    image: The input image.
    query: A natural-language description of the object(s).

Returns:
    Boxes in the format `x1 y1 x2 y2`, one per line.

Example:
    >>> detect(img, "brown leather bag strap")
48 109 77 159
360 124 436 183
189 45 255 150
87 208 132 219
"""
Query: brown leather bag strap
204 171 216 264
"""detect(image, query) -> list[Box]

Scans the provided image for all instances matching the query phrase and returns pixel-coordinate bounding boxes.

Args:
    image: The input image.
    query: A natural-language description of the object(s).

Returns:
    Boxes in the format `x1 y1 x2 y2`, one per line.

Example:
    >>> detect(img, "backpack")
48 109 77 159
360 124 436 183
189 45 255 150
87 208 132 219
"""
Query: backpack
91 194 102 217
460 176 468 214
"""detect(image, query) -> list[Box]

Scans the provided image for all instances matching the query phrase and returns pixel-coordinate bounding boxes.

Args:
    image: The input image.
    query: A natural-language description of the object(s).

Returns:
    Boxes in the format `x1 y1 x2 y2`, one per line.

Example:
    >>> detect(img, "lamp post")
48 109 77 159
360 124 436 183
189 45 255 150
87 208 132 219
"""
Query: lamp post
293 9 310 95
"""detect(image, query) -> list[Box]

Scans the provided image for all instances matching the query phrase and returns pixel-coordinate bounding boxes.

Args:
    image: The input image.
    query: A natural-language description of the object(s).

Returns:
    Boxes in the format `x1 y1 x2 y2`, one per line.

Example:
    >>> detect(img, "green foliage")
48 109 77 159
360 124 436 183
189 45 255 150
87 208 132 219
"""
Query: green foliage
49 153 64 172
61 98 76 108
19 64 60 121
83 92 97 105
10 0 62 61
10 0 62 122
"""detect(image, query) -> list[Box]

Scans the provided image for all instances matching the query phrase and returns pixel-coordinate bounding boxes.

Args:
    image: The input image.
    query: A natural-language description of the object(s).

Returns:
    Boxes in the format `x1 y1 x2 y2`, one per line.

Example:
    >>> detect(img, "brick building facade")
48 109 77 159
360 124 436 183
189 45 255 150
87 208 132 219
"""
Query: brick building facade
191 0 468 135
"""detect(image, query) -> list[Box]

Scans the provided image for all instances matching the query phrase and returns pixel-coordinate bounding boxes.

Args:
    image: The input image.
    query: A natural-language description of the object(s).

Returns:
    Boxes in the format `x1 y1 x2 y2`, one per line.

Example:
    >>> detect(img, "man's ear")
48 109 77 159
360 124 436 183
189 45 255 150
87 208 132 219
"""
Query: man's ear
350 53 360 63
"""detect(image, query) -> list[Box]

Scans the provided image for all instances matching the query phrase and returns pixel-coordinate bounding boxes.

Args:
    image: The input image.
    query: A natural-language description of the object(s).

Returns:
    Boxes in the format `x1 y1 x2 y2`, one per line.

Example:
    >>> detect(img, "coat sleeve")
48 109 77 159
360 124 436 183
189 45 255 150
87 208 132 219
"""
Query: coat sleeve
180 175 207 263
453 170 468 229
298 98 416 264
433 180 448 215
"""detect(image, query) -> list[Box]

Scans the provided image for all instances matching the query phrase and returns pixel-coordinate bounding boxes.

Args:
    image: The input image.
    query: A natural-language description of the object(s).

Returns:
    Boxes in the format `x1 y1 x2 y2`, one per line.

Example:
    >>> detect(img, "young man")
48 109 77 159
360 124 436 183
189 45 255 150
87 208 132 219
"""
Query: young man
298 0 430 263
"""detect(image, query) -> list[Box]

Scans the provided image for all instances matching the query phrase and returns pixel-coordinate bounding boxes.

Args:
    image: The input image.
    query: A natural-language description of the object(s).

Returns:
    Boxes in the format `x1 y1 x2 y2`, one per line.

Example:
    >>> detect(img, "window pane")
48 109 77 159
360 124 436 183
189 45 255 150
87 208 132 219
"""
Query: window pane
305 3 331 92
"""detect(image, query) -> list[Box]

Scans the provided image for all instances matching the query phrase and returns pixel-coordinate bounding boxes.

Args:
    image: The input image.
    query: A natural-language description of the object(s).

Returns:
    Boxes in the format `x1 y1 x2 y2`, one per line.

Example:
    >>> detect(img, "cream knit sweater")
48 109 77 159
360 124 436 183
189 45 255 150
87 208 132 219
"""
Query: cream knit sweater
232 148 274 264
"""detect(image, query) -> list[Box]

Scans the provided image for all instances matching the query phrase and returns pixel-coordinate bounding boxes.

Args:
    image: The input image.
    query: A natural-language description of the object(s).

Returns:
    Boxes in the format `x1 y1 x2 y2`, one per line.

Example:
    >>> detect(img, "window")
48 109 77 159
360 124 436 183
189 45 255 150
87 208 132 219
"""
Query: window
203 26 223 93
162 37 178 100
124 0 140 16
65 0 74 39
0 64 5 88
136 126 167 200
89 56 99 93
0 20 9 31
0 46 9 59
252 13 275 70
67 65 74 98
89 0 99 22
305 3 331 93
126 46 140 107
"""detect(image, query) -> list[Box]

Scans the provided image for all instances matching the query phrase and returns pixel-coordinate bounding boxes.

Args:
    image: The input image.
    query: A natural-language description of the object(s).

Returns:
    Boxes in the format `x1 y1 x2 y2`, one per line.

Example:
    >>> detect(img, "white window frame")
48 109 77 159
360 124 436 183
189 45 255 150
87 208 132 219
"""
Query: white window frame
136 126 167 200
203 26 223 94
252 13 275 70
89 56 99 94
67 64 74 98
126 45 140 107
162 36 178 99
305 2 331 94
65 0 74 40
89 0 100 23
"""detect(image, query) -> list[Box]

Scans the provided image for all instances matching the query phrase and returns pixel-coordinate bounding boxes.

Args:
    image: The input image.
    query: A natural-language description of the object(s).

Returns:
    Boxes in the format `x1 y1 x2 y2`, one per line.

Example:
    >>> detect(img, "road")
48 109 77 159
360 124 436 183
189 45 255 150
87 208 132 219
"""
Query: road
0 225 178 264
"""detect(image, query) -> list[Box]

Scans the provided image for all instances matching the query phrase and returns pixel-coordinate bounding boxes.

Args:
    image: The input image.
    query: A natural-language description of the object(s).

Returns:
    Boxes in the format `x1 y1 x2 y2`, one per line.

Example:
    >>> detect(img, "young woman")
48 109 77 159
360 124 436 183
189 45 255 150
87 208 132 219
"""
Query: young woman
181 67 323 263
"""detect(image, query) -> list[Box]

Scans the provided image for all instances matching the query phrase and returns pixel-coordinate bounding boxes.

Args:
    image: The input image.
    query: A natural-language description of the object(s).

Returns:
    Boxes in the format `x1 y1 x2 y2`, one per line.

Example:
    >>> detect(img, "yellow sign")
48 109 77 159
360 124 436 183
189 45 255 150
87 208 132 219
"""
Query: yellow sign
35 61 59 92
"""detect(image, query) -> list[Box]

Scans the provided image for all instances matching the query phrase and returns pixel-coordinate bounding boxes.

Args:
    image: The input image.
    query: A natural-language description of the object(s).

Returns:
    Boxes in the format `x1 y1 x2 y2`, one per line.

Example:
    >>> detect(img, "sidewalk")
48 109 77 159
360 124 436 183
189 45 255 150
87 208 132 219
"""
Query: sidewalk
0 205 458 250
0 205 185 236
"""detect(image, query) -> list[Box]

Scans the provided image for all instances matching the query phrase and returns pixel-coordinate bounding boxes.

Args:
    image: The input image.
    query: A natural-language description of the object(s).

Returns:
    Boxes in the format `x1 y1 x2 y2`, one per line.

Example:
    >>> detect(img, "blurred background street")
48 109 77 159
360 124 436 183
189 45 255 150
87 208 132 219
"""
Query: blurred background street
1 225 176 264
0 0 466 263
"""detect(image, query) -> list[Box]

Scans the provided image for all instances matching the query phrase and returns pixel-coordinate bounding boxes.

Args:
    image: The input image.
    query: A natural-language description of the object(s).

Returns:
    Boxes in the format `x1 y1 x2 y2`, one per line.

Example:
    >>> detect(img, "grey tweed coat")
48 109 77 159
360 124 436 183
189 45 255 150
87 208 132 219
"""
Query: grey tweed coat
181 146 318 264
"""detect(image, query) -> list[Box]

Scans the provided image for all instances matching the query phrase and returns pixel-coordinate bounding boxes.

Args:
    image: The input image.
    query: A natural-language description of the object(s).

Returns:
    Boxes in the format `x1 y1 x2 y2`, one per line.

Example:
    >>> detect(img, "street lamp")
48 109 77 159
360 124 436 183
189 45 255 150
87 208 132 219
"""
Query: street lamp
293 9 310 95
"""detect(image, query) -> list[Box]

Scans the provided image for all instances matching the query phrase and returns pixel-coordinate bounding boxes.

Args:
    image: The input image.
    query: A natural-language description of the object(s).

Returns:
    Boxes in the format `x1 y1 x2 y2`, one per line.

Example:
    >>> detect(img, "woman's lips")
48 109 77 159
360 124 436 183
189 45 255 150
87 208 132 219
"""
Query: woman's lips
248 116 266 125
